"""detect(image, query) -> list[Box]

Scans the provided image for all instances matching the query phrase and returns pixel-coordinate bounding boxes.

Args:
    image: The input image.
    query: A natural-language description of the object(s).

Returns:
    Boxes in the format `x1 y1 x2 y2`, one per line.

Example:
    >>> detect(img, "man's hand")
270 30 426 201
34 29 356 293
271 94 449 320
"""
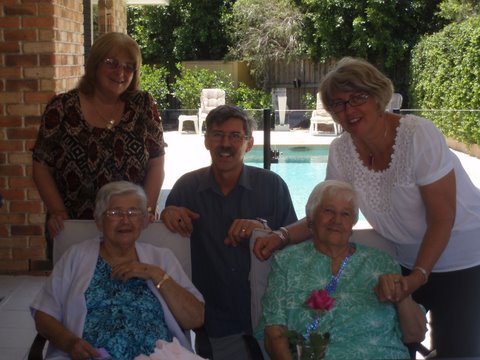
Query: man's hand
224 218 267 247
160 205 200 237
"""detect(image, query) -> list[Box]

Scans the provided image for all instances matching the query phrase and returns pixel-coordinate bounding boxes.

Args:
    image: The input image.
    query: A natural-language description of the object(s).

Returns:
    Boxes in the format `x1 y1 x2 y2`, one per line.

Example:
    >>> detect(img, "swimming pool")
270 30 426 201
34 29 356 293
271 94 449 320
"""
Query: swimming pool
245 145 367 223
245 145 329 218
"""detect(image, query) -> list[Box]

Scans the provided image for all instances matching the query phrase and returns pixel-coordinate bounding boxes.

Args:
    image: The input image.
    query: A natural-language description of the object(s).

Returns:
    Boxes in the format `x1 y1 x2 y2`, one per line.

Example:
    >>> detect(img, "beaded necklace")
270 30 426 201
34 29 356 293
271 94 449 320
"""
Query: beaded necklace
324 244 355 295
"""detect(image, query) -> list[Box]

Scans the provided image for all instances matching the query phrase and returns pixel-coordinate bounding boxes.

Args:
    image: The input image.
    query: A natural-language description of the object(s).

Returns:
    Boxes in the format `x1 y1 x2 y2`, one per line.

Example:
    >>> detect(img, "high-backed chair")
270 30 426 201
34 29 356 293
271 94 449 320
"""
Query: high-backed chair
28 220 211 360
247 228 432 360
386 93 403 113
309 92 341 135
198 88 226 133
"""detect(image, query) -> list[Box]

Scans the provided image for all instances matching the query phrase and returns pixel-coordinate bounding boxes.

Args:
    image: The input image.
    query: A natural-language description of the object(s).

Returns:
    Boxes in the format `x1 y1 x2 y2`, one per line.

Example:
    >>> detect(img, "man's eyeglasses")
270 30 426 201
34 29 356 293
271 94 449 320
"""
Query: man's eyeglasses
330 93 369 114
104 208 144 219
103 58 137 74
208 131 250 144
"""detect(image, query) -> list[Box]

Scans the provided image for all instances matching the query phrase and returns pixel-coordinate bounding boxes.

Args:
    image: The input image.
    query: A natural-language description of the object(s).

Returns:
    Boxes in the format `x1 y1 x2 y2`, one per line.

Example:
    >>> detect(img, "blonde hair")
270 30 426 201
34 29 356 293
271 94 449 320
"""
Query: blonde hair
78 32 142 99
319 57 393 115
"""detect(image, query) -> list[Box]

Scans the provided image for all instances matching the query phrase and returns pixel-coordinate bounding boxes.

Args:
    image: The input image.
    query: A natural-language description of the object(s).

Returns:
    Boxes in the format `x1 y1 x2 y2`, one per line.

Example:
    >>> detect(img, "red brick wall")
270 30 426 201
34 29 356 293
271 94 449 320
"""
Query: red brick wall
0 1 84 273
0 1 127 273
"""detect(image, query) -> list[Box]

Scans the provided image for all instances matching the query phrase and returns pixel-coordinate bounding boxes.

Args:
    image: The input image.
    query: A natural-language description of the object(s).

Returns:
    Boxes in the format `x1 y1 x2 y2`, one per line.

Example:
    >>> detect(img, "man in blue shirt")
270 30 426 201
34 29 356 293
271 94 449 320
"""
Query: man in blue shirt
161 105 297 360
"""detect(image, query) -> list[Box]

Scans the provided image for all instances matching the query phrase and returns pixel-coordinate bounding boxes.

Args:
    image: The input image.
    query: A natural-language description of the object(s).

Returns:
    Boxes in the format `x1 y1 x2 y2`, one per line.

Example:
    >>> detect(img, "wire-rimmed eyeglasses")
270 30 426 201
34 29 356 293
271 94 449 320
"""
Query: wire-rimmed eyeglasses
207 131 250 144
330 93 369 114
104 208 144 220
103 58 137 74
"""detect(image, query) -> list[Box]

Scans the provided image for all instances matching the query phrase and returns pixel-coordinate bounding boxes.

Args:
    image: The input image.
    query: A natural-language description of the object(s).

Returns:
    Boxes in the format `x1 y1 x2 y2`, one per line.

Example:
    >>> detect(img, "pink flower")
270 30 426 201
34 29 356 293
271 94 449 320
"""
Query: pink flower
304 289 335 312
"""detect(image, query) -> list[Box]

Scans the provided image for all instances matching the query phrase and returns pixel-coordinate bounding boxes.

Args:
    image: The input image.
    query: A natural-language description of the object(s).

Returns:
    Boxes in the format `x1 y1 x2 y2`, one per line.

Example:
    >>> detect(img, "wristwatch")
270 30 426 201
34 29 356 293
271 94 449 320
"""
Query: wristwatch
256 217 269 229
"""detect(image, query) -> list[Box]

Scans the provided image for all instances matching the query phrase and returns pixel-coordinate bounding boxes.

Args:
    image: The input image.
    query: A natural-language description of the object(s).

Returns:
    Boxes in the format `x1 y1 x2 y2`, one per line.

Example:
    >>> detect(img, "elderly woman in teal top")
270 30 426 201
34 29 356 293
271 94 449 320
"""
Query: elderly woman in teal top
31 181 204 360
257 180 426 360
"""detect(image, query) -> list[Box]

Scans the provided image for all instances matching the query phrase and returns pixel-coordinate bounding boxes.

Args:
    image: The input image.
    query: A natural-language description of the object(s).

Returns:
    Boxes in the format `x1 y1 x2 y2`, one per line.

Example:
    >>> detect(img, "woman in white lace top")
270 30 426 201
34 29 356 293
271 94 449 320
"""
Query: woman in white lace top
254 57 480 358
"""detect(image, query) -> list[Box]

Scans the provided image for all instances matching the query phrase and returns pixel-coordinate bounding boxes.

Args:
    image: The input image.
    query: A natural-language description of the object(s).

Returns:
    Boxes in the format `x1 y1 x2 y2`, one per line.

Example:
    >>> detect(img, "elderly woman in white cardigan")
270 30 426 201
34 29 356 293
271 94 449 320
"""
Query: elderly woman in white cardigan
31 181 204 360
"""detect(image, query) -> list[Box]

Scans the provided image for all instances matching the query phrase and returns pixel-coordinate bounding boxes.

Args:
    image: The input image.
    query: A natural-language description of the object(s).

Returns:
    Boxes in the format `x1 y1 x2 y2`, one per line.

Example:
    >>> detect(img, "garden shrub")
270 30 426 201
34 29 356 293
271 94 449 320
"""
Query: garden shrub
410 15 480 145
140 63 274 128
139 64 170 110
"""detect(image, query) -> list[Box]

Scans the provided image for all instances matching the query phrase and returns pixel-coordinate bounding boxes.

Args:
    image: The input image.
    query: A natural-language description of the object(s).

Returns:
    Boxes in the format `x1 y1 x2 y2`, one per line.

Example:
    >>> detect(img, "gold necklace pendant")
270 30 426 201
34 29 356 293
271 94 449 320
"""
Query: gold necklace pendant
105 119 115 130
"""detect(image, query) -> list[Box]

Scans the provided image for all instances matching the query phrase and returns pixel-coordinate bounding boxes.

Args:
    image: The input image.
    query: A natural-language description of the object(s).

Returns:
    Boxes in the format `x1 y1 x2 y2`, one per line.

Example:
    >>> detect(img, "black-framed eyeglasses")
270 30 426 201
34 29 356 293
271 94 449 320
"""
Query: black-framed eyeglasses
208 131 250 144
330 93 369 114
104 208 144 219
103 58 137 74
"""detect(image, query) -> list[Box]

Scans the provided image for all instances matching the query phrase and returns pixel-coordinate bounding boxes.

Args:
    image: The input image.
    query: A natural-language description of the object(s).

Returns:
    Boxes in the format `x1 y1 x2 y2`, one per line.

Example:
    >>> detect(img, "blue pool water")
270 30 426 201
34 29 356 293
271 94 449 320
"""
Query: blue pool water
245 145 329 218
245 145 366 222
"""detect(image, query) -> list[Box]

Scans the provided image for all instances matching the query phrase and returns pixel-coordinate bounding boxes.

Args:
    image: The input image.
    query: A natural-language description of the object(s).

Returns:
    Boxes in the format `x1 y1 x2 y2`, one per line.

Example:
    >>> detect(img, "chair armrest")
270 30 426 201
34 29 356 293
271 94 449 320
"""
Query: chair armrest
193 327 213 359
28 333 47 360
243 334 265 360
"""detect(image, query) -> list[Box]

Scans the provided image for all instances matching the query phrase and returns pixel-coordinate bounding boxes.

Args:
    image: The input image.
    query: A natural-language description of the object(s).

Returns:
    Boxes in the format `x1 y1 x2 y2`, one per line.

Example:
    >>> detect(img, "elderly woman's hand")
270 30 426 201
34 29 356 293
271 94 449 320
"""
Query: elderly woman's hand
67 337 101 360
253 231 285 261
110 261 162 283
374 273 411 303
160 205 200 237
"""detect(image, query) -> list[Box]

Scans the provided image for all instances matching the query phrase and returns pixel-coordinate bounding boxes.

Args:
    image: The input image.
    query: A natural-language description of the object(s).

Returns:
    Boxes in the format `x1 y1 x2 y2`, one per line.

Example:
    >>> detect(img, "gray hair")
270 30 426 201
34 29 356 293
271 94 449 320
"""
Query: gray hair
94 181 147 222
305 180 359 224
205 104 255 137
319 57 393 115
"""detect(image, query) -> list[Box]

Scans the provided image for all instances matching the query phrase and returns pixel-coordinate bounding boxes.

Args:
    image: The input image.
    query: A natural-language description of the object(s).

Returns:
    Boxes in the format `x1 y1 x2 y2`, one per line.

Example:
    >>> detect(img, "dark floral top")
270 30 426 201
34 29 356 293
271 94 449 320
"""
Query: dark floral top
32 89 165 219
83 257 172 360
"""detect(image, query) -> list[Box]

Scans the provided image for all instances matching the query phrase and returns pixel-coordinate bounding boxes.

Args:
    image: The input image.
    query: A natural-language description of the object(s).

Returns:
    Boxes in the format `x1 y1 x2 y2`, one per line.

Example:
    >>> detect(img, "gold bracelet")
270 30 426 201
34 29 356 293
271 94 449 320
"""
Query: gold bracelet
413 266 429 284
147 206 155 215
155 273 170 290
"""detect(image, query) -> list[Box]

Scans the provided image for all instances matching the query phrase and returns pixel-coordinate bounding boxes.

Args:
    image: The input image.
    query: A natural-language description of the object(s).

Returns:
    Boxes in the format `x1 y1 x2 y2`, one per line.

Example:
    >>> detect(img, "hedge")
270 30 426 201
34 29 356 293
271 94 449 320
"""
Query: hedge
410 16 480 146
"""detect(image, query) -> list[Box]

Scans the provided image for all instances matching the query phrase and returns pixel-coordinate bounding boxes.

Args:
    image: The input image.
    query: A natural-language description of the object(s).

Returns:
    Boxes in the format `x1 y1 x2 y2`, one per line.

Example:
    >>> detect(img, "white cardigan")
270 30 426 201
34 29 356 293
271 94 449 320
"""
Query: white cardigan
31 237 204 360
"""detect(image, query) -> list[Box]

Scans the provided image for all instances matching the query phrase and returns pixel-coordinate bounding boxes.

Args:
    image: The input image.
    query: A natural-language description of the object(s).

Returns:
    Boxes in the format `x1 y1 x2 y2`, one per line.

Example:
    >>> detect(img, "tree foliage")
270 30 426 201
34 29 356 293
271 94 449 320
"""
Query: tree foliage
291 0 447 95
128 0 234 71
227 0 304 88
436 0 479 22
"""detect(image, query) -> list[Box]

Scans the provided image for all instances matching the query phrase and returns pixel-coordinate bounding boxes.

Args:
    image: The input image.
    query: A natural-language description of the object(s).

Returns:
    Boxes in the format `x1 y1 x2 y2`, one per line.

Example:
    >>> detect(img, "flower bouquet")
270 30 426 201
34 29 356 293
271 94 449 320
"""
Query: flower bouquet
283 289 335 360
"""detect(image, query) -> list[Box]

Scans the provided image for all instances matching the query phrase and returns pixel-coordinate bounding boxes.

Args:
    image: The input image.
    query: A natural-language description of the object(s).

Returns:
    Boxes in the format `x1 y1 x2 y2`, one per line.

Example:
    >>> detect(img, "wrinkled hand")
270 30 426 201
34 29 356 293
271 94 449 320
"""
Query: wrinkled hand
67 337 99 360
374 273 411 303
253 232 284 261
111 261 162 283
160 206 200 237
47 210 69 238
224 219 266 247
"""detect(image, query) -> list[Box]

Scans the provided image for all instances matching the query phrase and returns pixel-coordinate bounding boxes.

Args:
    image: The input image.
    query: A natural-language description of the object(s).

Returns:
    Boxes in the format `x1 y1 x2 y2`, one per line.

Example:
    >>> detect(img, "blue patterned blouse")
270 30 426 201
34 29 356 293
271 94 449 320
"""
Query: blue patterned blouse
83 257 172 360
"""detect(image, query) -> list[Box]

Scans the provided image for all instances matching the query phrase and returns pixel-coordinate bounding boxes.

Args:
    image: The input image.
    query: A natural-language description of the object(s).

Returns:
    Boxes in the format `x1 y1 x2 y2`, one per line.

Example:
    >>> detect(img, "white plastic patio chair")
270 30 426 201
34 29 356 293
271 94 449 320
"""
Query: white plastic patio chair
386 93 403 113
198 88 226 133
309 93 341 135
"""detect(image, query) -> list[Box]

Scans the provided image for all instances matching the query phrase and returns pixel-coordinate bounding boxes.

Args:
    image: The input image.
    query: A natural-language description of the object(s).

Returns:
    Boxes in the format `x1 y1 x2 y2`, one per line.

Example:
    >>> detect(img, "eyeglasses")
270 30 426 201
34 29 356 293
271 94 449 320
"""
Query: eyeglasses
208 131 250 144
103 58 137 74
330 93 369 114
104 208 144 219
319 207 355 221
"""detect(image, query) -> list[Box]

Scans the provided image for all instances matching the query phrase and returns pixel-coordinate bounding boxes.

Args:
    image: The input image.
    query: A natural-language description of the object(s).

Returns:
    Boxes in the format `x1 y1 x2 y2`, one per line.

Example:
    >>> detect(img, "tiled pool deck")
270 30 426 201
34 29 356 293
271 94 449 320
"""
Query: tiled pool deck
1 129 479 359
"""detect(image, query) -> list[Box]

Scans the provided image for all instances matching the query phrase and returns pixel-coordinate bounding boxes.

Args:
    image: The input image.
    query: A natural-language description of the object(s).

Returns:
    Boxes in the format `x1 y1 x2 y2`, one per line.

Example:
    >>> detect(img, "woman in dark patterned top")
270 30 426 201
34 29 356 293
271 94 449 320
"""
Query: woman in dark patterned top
33 32 165 240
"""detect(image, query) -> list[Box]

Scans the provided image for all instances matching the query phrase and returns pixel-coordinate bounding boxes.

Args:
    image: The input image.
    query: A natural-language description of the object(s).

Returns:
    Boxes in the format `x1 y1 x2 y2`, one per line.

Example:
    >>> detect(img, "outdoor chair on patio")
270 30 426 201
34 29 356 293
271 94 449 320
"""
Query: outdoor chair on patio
198 88 226 133
28 220 212 360
386 92 403 113
309 92 341 135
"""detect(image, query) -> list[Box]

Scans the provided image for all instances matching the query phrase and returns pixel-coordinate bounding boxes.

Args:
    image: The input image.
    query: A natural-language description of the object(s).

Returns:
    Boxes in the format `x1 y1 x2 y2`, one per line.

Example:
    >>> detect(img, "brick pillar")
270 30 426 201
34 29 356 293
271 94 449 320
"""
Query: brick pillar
0 1 84 273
